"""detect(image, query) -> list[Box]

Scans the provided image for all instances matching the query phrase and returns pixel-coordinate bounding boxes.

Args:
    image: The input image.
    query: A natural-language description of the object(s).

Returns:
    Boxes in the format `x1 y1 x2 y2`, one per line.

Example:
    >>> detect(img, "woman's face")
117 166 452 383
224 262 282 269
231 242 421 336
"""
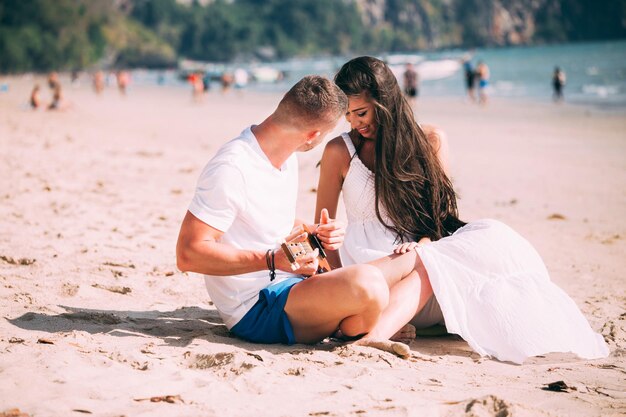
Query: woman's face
345 92 378 140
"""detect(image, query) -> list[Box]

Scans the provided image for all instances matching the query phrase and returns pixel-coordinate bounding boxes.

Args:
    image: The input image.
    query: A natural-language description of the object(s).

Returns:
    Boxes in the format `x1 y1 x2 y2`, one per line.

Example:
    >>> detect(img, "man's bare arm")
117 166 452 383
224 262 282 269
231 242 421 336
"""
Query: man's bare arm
177 211 321 277
176 211 266 275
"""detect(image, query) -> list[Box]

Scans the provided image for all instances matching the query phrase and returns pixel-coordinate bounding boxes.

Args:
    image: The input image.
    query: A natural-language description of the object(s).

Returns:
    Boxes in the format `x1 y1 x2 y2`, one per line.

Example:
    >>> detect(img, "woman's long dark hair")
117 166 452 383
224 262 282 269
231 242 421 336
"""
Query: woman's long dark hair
335 56 465 242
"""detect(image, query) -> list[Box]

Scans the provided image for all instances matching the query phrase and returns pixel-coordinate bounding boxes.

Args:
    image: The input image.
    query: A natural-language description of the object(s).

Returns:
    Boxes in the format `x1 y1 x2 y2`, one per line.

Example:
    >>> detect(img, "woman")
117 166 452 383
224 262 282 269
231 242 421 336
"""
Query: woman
314 56 608 363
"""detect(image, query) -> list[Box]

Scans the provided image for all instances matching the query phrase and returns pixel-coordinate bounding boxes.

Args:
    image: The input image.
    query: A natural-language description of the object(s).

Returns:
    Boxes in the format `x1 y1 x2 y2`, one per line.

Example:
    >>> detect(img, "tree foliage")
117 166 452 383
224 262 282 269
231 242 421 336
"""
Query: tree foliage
0 0 624 73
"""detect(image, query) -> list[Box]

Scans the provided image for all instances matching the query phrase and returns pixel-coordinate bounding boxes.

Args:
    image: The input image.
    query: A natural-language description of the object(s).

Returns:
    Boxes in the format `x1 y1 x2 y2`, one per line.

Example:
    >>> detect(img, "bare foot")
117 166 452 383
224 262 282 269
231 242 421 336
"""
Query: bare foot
390 323 416 344
354 339 411 359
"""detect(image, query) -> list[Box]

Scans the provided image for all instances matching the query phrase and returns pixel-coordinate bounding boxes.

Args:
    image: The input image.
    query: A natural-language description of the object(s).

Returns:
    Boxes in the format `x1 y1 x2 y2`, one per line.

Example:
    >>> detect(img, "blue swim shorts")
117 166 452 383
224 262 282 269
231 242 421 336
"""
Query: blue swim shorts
230 277 303 345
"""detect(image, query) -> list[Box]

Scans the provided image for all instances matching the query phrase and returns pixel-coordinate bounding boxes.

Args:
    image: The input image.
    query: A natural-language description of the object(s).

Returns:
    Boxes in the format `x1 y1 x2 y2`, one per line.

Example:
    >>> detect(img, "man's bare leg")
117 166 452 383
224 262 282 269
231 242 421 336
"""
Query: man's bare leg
284 264 389 344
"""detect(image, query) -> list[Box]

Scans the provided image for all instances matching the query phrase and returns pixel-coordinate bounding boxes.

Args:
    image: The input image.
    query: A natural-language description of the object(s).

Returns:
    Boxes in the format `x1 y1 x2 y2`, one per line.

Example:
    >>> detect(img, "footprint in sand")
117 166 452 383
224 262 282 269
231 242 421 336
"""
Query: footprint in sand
285 367 305 376
445 394 554 417
1 255 36 266
188 351 260 377
61 283 79 297
600 234 621 245
462 395 513 417
601 313 626 347
0 408 32 417
61 311 123 325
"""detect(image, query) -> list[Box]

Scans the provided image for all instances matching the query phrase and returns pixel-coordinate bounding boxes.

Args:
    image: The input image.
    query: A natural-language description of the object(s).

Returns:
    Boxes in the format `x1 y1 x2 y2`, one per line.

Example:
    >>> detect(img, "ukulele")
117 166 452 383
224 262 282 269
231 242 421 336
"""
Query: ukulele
280 224 331 274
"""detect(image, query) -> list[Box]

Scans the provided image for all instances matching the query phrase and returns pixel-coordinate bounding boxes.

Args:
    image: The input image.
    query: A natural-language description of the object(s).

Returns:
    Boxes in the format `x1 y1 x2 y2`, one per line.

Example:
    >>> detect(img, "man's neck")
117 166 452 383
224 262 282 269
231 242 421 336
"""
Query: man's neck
252 117 299 169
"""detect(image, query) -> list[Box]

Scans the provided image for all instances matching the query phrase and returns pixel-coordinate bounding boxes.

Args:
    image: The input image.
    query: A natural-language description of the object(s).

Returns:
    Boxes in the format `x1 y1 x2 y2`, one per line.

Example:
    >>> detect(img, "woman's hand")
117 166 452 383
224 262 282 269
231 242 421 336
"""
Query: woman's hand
393 237 431 254
314 208 346 251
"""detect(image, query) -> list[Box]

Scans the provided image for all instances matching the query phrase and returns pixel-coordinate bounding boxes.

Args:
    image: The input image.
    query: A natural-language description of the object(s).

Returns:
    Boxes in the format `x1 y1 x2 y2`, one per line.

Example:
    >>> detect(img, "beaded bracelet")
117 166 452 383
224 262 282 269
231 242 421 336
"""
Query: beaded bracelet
265 249 276 281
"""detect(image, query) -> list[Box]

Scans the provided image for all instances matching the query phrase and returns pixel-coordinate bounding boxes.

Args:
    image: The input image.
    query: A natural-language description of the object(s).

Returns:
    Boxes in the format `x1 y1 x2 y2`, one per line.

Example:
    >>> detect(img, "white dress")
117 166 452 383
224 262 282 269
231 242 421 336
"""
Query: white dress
338 133 609 364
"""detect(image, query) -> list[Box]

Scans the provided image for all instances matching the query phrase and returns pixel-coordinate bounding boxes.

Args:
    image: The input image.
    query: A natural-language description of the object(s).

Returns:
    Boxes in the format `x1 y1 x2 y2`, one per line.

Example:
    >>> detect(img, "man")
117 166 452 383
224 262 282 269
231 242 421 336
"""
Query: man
177 76 419 355
403 63 419 106
462 58 476 102
476 60 490 105
552 66 566 102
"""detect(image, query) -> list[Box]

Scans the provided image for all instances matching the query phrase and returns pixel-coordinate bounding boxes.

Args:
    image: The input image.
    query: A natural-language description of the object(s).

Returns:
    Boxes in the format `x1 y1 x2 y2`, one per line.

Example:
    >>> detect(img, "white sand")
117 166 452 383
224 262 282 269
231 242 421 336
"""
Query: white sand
0 74 624 417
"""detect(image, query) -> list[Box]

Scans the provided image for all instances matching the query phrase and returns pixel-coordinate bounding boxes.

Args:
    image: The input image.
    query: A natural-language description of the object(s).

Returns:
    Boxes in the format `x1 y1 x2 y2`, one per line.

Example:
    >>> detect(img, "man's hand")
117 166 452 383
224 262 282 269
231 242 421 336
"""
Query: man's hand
315 208 345 251
274 228 320 276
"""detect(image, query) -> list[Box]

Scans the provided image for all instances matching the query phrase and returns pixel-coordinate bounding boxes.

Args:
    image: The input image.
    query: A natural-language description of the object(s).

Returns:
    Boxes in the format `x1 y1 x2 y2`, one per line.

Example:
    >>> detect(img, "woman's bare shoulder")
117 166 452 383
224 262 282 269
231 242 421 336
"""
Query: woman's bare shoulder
323 134 351 160
319 134 351 177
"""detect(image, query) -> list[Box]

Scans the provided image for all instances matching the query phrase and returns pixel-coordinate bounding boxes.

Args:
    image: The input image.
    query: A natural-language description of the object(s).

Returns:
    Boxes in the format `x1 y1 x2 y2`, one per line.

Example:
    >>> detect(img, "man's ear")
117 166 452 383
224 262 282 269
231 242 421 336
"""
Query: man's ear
305 130 321 143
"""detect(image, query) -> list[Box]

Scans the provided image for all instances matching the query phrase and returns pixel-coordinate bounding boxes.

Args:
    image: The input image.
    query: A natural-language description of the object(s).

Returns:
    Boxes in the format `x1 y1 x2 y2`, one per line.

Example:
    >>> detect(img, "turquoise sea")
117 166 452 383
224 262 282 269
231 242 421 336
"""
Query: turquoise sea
138 39 626 109
426 39 626 108
276 39 626 109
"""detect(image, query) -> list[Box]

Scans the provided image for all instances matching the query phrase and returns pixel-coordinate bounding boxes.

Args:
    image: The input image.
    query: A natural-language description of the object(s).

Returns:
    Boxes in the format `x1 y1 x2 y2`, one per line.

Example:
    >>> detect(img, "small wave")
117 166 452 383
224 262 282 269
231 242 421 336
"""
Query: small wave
582 84 619 97
385 54 425 66
494 81 515 91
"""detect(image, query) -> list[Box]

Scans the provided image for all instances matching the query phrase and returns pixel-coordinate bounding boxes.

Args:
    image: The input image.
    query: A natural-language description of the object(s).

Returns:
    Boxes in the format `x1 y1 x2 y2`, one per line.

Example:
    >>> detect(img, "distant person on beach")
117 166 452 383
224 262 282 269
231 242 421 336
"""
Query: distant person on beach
314 56 608 363
177 75 423 357
476 61 490 105
70 70 80 86
188 72 204 101
93 71 105 94
462 58 476 102
220 72 234 93
116 70 130 95
47 72 59 90
234 68 249 90
29 84 42 109
402 63 418 106
202 73 211 92
48 84 65 111
552 66 566 102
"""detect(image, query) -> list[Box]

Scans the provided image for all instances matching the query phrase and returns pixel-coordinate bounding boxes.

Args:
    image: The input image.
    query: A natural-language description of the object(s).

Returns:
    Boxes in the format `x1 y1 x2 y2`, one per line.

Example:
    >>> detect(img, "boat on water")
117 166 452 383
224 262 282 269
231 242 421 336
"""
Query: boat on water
178 59 284 85
248 66 284 83
384 53 461 81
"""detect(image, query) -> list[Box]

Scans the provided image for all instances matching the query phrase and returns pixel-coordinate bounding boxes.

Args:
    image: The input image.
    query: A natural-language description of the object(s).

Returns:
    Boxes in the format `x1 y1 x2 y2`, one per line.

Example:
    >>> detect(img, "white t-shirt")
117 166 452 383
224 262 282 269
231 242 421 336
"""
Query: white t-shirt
188 126 299 329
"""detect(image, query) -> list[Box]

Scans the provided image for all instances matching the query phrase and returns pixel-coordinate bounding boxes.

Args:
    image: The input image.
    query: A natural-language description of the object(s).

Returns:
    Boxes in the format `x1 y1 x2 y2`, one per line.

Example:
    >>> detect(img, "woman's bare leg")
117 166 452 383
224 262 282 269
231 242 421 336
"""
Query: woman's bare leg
366 269 433 341
352 250 434 357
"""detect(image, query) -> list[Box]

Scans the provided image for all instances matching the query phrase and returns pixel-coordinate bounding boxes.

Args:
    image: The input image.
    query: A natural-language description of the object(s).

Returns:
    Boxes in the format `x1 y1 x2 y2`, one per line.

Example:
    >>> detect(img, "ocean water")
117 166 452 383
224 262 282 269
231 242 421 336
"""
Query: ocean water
136 39 626 108
428 39 626 108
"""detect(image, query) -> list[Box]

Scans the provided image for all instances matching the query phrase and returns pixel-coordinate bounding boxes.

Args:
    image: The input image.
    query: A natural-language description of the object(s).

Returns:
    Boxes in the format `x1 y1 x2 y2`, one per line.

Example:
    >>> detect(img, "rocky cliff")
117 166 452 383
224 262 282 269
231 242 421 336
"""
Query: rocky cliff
352 0 625 48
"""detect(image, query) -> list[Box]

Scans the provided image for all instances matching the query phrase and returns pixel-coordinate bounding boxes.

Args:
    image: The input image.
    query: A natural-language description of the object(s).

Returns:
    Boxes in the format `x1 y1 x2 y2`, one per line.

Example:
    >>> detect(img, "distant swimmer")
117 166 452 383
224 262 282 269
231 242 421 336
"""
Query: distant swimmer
462 57 476 102
476 61 490 105
552 67 566 103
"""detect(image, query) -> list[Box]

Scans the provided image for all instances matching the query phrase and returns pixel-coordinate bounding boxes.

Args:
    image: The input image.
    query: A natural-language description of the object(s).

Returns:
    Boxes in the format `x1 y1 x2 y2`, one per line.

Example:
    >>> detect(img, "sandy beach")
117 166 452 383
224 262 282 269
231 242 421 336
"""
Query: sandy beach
1 75 624 417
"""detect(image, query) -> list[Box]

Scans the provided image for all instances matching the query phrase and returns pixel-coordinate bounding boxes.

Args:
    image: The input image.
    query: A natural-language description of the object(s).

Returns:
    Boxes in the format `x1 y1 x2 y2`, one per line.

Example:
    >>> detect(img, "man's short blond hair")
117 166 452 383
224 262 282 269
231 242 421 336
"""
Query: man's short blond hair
274 75 348 130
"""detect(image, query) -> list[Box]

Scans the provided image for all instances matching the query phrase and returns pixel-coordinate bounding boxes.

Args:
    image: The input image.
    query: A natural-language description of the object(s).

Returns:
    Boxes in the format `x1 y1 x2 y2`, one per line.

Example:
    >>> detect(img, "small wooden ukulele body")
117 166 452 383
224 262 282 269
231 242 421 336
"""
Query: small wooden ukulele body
280 225 331 273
